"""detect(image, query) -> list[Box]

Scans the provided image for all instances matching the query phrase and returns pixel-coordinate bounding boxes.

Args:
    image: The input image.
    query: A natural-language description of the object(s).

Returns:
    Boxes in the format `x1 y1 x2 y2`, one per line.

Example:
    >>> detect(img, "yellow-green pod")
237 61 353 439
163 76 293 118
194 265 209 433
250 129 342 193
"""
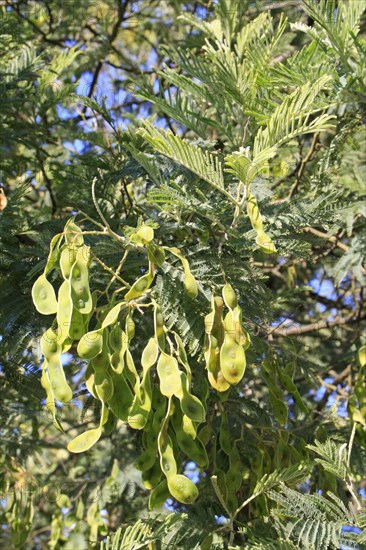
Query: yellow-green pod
157 352 181 397
135 448 157 472
137 225 154 243
95 371 114 402
142 461 162 490
125 313 135 341
183 270 198 299
167 474 198 504
60 245 78 279
179 373 205 423
67 427 102 453
147 243 165 266
64 219 84 246
70 245 93 314
222 283 237 310
57 280 73 342
148 479 170 510
77 329 103 360
255 229 277 254
32 274 58 315
268 390 288 426
158 430 177 480
41 327 62 358
125 264 154 300
44 233 63 274
247 193 263 231
69 307 86 341
107 369 134 421
154 303 165 351
141 338 159 372
208 369 231 393
182 414 197 438
47 355 73 403
220 339 246 385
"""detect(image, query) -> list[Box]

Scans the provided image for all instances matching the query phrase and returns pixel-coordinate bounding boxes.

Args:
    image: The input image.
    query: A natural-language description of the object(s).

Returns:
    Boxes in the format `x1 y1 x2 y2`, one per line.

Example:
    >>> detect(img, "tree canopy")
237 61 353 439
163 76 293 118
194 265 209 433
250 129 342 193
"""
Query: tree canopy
0 1 365 548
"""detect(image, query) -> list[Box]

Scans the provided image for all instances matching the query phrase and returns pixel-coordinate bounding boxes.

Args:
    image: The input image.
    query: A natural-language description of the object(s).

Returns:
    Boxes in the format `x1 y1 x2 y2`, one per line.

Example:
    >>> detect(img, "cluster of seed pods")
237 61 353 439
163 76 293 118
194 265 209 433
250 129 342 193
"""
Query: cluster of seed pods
204 284 251 392
32 219 210 505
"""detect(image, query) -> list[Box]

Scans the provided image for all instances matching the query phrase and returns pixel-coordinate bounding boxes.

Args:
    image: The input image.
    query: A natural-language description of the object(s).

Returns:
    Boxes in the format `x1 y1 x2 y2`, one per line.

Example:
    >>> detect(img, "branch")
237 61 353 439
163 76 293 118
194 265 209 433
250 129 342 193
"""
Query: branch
271 314 365 337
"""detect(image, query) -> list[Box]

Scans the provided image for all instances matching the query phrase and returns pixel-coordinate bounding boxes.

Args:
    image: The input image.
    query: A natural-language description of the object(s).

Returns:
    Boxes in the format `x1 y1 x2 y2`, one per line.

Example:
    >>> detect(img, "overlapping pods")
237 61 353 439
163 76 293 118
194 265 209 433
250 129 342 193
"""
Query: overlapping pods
204 284 250 391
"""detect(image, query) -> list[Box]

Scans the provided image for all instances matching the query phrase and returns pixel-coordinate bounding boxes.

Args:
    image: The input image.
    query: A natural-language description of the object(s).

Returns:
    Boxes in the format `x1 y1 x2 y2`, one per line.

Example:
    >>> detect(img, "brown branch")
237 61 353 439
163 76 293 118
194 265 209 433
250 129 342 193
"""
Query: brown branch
272 314 365 337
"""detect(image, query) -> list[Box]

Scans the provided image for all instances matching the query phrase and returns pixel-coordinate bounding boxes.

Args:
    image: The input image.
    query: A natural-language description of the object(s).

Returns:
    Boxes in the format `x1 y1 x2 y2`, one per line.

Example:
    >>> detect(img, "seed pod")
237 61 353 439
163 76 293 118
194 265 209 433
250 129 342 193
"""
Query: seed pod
125 263 155 300
141 338 159 372
67 427 102 453
64 219 84 247
154 303 165 351
95 371 114 402
157 352 181 397
222 283 237 310
158 430 177 480
178 373 205 423
148 479 170 510
183 270 198 299
70 245 93 314
107 370 134 421
268 390 288 426
32 274 58 315
167 474 198 504
60 245 78 279
57 280 73 342
220 338 246 385
147 243 165 266
77 329 103 360
142 461 162 490
247 193 263 231
130 225 154 245
255 229 277 254
208 369 230 392
46 356 73 403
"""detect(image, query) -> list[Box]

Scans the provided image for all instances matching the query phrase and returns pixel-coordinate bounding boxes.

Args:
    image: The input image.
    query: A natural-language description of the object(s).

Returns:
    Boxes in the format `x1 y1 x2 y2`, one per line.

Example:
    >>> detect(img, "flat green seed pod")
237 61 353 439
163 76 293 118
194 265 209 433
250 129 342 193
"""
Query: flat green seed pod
148 479 170 510
47 355 73 403
60 245 77 279
222 283 237 310
142 461 162 490
220 340 246 385
57 280 73 342
67 427 102 453
124 271 153 300
102 302 124 329
147 243 165 266
179 374 205 423
70 246 93 314
167 474 198 504
208 368 231 392
268 390 288 426
69 307 85 341
107 370 134 421
158 429 177 480
157 353 181 397
135 448 157 472
255 229 277 254
32 274 58 315
64 219 84 247
183 270 198 299
77 329 103 360
95 372 114 402
247 193 263 231
141 338 159 372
